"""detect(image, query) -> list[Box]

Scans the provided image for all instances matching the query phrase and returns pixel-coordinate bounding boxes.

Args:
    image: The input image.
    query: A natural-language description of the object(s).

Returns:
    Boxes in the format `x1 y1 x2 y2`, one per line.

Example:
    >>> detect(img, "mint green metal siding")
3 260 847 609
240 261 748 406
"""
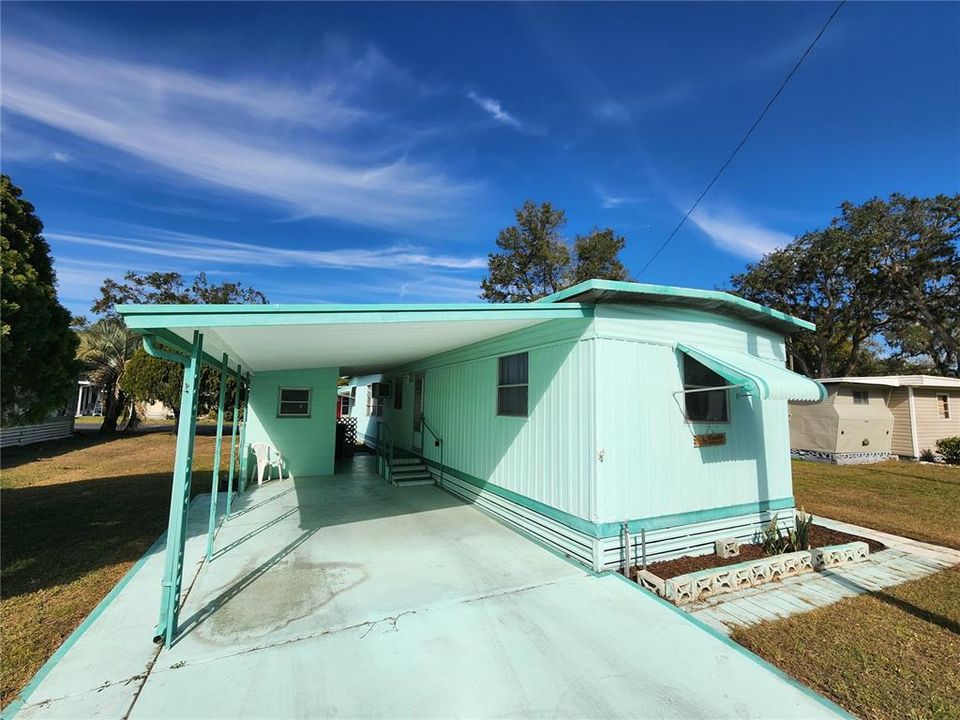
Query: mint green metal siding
246 368 338 477
595 304 786 361
594 335 793 524
384 319 598 521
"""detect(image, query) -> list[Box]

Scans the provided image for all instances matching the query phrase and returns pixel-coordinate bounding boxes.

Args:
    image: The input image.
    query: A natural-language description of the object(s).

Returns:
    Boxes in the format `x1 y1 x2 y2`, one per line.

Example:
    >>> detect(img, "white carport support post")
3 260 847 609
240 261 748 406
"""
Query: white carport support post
155 330 204 648
205 352 230 562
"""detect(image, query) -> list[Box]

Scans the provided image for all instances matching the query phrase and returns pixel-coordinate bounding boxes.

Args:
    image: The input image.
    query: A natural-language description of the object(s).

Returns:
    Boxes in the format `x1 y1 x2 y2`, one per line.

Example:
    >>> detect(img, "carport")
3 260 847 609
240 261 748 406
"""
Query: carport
118 301 591 647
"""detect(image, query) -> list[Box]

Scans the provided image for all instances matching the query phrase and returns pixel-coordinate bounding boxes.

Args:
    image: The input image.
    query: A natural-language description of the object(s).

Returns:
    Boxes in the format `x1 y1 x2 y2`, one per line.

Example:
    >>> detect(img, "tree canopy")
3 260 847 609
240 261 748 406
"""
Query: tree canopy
730 193 959 377
93 270 267 315
480 201 629 302
97 271 267 424
1 175 79 425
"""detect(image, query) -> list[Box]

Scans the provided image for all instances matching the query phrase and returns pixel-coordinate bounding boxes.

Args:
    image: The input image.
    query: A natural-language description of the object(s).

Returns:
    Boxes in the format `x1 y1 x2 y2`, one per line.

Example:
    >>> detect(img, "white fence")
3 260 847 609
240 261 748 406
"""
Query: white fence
0 417 76 448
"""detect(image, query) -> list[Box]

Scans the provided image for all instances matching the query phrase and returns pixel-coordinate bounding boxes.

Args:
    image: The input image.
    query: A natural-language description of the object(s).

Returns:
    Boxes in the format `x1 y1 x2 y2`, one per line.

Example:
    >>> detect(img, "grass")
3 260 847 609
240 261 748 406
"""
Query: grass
792 459 960 549
0 430 230 708
734 460 960 719
733 566 960 720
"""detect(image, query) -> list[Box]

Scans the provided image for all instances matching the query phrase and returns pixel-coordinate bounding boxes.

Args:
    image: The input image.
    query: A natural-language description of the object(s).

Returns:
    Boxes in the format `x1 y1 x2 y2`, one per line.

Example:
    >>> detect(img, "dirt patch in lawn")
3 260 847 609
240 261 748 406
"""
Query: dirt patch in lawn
641 525 885 579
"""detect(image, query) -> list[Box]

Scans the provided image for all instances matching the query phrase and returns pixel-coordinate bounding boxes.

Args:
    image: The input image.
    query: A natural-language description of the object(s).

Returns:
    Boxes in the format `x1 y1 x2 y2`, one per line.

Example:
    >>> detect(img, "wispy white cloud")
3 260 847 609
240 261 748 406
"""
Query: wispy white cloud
594 184 648 209
398 275 481 302
466 91 544 135
467 91 522 128
689 206 793 259
2 38 477 230
48 228 487 271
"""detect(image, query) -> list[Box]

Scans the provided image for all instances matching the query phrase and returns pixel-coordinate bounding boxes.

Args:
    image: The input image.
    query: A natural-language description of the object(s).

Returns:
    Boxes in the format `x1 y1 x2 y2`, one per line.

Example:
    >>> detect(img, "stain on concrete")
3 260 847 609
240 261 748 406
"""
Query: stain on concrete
198 560 366 645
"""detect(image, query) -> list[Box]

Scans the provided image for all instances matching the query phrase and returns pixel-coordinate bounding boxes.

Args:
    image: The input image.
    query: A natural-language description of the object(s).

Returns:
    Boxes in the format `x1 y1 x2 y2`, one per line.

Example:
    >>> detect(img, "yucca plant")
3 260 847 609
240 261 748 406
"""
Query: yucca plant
794 508 814 551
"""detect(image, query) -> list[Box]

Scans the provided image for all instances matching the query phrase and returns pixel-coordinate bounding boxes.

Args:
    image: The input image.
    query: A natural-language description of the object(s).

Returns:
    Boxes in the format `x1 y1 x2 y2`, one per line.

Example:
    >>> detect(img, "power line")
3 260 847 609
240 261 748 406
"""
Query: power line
636 0 846 277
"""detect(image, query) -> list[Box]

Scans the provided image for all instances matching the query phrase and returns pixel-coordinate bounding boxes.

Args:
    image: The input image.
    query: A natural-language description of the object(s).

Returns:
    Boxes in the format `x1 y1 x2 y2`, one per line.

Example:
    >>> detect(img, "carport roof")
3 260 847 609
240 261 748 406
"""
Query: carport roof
117 302 592 376
116 280 815 376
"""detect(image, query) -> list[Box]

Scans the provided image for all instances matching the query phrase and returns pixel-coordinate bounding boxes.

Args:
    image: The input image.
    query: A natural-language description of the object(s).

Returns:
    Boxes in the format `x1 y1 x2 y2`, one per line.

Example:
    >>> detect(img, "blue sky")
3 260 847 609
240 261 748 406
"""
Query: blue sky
3 2 958 316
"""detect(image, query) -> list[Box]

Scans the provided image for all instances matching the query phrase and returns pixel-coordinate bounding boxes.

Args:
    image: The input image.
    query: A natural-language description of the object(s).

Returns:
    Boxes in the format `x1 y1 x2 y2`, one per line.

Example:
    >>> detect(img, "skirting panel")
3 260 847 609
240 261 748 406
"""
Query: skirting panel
430 470 600 570
598 509 796 571
427 466 798 573
792 448 892 465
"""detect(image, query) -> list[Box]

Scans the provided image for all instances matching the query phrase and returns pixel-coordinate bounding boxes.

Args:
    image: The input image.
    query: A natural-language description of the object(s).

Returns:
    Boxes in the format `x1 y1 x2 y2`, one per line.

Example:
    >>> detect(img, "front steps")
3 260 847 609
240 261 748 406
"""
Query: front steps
388 456 434 486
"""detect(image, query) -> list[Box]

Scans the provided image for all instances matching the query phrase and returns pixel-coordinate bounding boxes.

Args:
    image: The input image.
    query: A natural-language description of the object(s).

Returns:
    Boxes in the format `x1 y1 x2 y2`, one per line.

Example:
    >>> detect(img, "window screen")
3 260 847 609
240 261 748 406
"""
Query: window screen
682 355 728 423
278 388 311 417
938 394 951 419
852 391 869 405
498 352 528 417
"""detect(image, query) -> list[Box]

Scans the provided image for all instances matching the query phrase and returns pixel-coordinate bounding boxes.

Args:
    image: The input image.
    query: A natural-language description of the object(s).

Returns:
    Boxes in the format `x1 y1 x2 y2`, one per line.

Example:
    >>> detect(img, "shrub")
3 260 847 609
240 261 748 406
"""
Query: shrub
761 510 814 555
935 436 960 465
920 448 937 462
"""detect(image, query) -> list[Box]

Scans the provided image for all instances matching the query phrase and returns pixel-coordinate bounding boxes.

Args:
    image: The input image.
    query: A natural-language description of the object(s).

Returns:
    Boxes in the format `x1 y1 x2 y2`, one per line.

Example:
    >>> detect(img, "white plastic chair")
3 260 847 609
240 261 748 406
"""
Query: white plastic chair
250 442 285 485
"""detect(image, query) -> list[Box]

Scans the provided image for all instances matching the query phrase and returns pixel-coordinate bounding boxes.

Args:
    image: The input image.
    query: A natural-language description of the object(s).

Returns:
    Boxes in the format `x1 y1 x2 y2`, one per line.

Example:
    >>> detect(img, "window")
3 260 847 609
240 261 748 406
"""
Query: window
938 393 951 419
497 352 528 417
338 395 351 416
852 390 869 405
365 390 383 418
394 379 403 410
278 387 311 417
682 355 728 423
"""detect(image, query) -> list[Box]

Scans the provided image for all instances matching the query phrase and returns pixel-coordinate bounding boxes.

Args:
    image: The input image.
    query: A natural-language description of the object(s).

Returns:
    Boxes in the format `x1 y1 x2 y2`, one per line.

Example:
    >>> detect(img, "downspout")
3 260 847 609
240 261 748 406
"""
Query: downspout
907 386 920 459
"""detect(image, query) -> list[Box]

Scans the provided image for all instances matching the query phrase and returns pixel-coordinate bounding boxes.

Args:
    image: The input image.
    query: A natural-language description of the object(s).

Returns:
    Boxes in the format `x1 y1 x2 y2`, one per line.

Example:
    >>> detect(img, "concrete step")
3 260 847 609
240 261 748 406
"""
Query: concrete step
390 466 432 478
391 457 422 466
392 477 435 487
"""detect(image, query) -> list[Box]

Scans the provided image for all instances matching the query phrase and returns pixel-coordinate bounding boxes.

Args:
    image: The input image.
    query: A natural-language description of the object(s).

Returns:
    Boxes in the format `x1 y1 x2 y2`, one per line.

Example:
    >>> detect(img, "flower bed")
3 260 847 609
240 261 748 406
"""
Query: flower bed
632 531 877 605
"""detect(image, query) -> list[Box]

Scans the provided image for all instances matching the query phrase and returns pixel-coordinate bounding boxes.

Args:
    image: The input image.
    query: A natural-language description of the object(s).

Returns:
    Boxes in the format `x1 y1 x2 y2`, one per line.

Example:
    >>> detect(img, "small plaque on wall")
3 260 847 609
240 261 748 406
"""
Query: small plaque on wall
693 433 727 448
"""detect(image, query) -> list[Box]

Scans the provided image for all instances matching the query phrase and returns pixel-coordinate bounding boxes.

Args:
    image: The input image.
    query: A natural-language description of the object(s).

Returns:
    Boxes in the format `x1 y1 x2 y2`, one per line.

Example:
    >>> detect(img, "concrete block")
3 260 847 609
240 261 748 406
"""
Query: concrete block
715 537 740 559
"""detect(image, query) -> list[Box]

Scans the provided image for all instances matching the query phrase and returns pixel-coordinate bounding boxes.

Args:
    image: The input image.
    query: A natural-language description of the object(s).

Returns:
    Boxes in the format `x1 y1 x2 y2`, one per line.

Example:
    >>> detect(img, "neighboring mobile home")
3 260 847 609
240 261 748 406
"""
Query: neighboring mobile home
117 280 824 643
790 375 960 463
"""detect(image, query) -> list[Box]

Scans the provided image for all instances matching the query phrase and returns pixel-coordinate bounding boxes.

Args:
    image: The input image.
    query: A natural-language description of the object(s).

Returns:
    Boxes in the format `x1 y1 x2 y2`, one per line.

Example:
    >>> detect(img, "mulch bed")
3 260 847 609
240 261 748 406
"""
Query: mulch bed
640 525 885 580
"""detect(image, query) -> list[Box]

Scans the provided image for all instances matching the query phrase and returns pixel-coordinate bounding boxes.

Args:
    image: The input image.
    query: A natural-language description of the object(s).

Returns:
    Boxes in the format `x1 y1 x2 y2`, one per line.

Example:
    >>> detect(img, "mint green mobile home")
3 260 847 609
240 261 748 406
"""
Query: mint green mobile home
118 279 824 645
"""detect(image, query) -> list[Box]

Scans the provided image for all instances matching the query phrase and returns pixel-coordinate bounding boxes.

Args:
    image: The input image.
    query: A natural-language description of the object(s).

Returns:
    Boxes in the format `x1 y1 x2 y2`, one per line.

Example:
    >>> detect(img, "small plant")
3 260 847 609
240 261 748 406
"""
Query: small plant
761 510 814 555
935 436 960 465
920 448 937 462
794 508 814 551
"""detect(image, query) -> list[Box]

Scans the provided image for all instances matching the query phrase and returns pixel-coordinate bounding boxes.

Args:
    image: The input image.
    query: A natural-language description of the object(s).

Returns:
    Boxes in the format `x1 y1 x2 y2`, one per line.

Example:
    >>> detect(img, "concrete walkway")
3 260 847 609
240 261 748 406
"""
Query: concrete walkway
11 456 845 719
689 517 960 635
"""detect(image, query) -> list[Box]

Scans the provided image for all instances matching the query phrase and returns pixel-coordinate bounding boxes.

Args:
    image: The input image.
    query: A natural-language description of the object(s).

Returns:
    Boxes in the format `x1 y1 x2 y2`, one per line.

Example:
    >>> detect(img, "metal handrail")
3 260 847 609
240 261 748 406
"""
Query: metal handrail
419 417 443 488
377 420 394 470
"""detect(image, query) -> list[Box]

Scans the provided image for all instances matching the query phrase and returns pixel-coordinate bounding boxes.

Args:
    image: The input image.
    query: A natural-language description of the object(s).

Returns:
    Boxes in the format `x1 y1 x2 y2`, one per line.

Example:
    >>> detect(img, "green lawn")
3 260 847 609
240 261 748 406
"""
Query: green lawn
792 459 960 549
0 431 229 708
732 460 960 720
734 566 960 720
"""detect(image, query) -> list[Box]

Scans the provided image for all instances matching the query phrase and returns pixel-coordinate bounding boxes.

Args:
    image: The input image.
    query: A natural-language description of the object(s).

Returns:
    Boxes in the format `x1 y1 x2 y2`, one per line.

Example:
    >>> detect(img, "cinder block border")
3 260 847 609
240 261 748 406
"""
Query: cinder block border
640 541 870 605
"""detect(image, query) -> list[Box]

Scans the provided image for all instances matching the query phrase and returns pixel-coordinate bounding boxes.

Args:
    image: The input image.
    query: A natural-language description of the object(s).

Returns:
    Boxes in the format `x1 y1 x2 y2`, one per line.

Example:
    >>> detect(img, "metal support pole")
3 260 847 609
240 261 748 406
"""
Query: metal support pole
205 353 229 562
225 365 242 517
237 373 251 495
155 330 203 648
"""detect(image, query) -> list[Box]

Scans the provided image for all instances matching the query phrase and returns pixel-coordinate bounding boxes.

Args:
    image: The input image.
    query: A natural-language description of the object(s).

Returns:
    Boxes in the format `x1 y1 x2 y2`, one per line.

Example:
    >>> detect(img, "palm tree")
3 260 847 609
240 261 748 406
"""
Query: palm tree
76 318 140 433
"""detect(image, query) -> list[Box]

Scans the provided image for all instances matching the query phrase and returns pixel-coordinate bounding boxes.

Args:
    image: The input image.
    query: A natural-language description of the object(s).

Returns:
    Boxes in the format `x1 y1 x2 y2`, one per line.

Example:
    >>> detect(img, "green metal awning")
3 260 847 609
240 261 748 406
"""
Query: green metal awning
677 343 826 403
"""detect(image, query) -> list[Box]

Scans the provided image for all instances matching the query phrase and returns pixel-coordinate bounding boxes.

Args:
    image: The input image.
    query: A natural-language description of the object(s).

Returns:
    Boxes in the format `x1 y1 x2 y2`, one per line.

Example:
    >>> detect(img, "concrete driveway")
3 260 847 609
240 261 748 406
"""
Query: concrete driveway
11 455 846 719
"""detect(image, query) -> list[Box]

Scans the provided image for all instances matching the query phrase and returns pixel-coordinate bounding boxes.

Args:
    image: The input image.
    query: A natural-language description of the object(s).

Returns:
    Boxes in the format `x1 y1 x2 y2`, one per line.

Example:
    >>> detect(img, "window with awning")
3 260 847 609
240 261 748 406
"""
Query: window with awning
676 344 827 403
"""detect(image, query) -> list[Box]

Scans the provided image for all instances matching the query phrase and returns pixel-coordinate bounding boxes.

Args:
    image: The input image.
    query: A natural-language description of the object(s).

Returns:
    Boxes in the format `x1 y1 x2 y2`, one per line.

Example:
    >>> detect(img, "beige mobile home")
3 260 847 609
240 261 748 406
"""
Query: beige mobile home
790 375 960 463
